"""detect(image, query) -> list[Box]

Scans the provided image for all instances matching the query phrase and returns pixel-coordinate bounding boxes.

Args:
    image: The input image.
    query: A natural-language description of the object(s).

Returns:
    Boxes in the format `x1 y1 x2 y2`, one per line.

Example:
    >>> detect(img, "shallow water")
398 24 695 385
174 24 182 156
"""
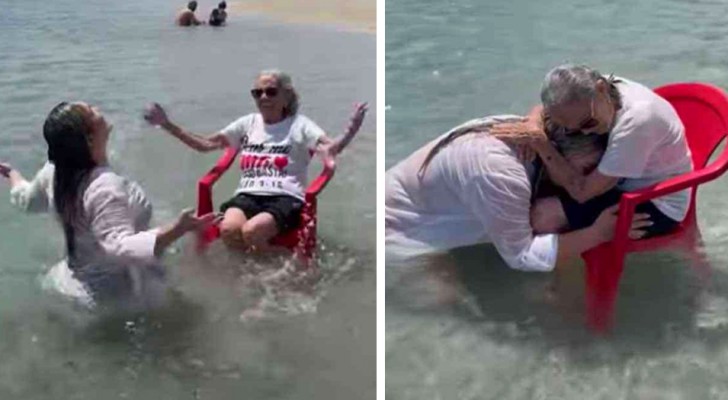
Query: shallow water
386 0 728 398
0 2 375 399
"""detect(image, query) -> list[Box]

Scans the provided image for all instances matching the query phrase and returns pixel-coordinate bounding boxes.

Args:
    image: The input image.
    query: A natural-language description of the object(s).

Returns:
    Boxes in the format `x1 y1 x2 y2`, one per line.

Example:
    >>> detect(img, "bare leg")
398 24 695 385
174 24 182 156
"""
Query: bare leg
241 212 280 251
220 208 248 250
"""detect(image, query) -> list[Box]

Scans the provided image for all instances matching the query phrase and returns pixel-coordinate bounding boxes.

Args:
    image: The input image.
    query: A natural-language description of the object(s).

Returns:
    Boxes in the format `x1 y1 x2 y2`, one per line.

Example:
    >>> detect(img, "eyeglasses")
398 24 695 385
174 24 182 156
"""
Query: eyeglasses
250 87 279 99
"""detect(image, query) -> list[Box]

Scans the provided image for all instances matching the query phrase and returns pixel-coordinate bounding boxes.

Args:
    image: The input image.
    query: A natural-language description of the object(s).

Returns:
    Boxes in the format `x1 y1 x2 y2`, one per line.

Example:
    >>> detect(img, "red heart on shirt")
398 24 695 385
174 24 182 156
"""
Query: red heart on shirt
273 156 289 170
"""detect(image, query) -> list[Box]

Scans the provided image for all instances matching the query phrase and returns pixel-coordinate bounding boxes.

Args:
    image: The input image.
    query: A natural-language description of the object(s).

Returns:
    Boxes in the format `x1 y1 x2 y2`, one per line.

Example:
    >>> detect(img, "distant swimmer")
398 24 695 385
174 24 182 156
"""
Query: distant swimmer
209 1 228 26
176 1 204 26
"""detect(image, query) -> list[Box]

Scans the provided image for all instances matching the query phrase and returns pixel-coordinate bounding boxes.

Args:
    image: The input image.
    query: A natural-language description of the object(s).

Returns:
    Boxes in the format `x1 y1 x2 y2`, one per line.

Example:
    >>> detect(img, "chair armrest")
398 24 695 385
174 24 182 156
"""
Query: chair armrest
621 149 728 205
199 147 238 187
306 158 336 198
197 147 238 216
608 148 728 250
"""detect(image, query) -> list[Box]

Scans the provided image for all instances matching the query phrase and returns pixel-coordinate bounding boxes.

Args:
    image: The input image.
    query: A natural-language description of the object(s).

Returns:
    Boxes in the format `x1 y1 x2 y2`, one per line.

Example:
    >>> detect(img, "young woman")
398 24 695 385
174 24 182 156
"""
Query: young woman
38 101 216 309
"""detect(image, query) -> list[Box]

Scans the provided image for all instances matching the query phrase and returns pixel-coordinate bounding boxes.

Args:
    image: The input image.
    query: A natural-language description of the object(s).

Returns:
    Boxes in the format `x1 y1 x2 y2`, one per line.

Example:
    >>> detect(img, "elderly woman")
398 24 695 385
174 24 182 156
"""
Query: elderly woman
9 102 217 309
491 64 692 238
144 69 368 251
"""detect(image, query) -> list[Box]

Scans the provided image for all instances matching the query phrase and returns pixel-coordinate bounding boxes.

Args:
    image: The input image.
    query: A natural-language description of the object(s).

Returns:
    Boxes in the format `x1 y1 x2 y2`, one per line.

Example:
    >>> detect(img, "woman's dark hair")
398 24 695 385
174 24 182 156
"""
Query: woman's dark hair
187 1 197 11
43 102 96 262
218 1 227 9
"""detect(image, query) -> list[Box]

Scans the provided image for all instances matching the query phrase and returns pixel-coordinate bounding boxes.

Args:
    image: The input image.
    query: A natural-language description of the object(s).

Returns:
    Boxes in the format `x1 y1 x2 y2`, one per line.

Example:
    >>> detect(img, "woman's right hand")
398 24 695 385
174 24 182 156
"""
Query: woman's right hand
144 103 170 127
154 209 221 256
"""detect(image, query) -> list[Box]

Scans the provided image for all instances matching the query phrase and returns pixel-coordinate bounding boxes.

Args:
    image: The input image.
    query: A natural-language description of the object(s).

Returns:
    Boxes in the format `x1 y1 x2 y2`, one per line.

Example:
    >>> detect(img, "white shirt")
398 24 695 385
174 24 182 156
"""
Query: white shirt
38 166 164 308
386 115 559 272
598 79 693 221
222 113 326 200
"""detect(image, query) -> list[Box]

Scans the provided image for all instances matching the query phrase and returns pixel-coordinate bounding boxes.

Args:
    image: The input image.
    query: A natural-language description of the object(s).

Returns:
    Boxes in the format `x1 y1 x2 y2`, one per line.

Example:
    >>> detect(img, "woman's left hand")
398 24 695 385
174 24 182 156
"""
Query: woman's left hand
489 117 548 146
348 102 369 134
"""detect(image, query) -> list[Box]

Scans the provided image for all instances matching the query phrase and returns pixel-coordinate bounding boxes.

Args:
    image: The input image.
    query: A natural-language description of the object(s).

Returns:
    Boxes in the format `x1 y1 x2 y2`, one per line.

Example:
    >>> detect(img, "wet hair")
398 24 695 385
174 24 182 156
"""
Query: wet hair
417 118 491 178
540 64 622 112
258 69 299 117
218 1 227 9
43 102 96 262
417 114 609 179
187 1 197 11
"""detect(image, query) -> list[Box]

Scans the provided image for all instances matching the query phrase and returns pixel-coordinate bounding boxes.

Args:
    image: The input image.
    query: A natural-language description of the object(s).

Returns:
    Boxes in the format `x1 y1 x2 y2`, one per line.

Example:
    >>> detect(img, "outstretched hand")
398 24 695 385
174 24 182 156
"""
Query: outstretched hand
329 102 368 157
144 103 170 127
175 208 222 233
347 102 368 135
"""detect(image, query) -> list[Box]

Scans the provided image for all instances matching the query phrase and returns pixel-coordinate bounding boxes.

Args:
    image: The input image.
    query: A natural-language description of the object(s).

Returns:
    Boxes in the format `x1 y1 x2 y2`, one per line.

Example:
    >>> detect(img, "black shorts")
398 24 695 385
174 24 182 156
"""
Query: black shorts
558 188 679 239
220 193 304 233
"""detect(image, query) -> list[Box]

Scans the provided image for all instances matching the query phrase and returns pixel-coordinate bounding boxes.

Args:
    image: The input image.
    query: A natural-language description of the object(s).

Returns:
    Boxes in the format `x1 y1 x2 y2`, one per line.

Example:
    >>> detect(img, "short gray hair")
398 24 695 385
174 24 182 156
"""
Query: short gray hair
540 64 605 110
258 69 299 117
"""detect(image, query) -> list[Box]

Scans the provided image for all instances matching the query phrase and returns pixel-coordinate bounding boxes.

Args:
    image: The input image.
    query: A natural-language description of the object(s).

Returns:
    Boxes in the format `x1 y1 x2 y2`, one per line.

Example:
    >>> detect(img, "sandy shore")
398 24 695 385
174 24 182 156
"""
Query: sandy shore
229 0 375 33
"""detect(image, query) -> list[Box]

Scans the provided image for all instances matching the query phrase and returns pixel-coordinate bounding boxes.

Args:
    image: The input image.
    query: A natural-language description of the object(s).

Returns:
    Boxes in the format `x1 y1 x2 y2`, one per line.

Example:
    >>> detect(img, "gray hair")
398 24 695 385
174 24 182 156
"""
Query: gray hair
258 69 299 117
540 64 607 110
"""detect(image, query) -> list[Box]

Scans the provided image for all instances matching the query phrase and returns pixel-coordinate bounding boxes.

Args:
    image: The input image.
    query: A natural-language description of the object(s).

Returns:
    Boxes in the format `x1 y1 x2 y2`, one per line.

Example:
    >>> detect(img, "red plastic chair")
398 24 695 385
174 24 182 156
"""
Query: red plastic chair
582 83 728 332
196 147 335 263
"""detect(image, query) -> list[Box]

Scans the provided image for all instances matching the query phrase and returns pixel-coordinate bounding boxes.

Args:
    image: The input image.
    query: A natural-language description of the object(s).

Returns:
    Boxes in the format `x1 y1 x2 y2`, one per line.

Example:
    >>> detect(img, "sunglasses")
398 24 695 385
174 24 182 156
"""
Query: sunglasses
250 87 279 99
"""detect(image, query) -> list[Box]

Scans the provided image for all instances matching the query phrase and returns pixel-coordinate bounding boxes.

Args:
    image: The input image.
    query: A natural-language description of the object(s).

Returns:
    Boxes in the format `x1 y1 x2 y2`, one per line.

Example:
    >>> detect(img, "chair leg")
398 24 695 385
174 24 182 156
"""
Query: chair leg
583 243 626 332
196 225 221 253
682 229 712 287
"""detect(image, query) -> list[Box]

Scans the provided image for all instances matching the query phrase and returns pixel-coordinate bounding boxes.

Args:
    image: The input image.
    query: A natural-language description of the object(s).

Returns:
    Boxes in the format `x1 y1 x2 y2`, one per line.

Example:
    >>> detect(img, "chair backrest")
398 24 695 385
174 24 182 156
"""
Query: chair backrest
654 83 728 223
655 83 728 170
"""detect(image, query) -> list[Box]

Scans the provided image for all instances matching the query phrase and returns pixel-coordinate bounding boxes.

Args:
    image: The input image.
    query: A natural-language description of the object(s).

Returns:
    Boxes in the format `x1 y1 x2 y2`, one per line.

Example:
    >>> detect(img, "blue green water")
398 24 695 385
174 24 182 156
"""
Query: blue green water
0 1 375 399
386 0 728 398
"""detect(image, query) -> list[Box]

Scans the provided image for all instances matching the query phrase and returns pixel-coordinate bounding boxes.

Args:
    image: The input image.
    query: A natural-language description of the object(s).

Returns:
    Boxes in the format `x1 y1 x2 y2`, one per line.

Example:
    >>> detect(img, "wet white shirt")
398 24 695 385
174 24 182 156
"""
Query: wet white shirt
43 167 164 306
386 116 559 272
598 79 693 221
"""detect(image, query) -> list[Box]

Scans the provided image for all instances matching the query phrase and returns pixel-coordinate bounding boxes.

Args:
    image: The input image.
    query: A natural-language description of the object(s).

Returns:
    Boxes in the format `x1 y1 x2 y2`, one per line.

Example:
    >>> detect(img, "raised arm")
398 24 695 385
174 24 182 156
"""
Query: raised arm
144 103 229 153
315 102 368 162
1 161 54 213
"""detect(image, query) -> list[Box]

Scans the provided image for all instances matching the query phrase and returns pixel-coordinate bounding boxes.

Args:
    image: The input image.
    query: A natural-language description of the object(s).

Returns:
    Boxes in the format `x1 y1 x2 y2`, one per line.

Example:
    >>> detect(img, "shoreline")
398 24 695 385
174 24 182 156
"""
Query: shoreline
228 0 375 33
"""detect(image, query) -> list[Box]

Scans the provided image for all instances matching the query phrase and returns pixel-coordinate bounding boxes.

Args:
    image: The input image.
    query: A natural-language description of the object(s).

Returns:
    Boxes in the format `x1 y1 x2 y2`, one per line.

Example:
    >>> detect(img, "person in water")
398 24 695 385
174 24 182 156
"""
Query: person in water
176 1 204 26
145 69 368 252
385 114 651 271
209 2 227 26
13 102 218 310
